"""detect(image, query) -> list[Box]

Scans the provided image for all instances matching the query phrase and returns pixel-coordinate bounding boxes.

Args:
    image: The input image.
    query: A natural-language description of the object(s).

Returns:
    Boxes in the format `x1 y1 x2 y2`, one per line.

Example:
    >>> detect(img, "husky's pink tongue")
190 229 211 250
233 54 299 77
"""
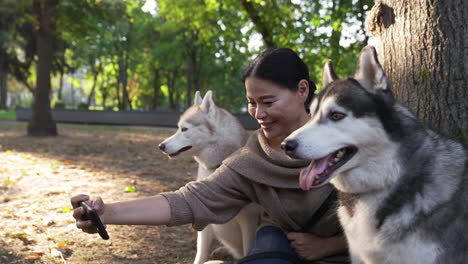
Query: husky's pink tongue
299 154 334 190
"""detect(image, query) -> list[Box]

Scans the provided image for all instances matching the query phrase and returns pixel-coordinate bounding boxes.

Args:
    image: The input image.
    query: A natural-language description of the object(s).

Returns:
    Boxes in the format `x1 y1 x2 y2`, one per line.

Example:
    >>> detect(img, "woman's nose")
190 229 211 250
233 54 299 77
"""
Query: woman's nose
255 106 267 119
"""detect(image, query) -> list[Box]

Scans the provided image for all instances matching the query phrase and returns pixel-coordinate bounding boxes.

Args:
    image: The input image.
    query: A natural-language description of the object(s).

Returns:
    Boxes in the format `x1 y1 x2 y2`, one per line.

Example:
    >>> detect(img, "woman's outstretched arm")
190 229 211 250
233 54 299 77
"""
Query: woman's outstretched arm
71 194 171 233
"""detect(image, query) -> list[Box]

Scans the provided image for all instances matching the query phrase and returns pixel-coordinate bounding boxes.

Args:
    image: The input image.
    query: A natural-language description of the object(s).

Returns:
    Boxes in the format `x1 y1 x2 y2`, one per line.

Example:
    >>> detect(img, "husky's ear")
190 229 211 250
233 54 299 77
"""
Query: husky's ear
200 90 215 114
323 60 339 87
354 46 390 93
194 91 203 105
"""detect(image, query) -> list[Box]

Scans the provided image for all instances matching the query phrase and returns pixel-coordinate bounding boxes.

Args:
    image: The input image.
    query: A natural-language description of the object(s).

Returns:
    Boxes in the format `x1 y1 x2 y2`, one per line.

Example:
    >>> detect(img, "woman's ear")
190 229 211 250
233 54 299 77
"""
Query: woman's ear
297 79 309 101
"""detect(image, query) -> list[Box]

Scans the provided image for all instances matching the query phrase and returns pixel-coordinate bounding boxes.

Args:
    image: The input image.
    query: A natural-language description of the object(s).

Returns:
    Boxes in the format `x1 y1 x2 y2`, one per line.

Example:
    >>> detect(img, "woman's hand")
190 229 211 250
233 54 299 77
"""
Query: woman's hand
70 194 105 234
287 232 347 261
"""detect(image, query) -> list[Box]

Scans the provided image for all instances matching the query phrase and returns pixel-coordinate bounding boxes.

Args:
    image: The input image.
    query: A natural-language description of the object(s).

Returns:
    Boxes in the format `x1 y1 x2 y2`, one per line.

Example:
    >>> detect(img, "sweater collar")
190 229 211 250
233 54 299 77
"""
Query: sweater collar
223 130 310 188
257 130 310 168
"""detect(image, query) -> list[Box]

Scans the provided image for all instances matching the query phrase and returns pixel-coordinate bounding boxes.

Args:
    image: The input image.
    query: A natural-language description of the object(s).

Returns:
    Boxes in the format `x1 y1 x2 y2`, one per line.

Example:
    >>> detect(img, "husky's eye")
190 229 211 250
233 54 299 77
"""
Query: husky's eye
329 112 346 121
181 127 188 132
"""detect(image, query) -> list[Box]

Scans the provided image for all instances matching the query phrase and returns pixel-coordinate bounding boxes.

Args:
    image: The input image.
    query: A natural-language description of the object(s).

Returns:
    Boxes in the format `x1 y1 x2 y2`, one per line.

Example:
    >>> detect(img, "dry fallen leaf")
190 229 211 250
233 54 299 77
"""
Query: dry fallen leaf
24 251 44 260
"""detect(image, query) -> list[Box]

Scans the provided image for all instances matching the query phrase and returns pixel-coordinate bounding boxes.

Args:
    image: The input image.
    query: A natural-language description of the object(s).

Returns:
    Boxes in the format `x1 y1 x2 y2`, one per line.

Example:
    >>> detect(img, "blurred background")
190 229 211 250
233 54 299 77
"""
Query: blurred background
0 0 373 113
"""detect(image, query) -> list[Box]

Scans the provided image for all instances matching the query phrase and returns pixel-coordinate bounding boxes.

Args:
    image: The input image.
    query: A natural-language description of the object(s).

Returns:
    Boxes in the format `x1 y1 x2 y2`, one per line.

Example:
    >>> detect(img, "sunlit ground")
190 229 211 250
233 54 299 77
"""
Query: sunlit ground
0 121 208 264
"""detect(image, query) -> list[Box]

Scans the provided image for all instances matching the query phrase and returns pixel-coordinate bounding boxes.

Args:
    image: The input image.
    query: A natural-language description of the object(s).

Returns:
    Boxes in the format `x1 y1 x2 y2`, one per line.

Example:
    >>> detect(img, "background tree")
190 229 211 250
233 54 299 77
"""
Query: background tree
366 0 467 142
0 2 36 108
27 0 59 136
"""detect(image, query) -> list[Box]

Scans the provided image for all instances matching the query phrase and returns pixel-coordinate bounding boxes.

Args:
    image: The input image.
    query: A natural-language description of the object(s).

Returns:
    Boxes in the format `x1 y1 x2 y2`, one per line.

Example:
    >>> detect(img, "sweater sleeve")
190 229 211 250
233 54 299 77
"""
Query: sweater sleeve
160 164 255 230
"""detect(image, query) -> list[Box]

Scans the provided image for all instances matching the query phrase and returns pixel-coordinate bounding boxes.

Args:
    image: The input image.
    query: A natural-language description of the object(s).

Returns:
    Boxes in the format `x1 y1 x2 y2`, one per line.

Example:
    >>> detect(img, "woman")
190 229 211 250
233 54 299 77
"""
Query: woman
71 48 349 263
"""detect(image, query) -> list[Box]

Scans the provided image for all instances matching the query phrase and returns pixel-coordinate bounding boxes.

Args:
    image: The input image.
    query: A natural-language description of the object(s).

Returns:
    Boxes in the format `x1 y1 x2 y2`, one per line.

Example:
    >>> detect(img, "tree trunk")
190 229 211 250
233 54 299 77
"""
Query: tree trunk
0 55 7 109
58 68 64 101
0 13 9 109
87 61 101 106
167 69 178 110
366 0 467 142
186 55 194 109
152 67 161 109
117 53 131 110
28 0 58 137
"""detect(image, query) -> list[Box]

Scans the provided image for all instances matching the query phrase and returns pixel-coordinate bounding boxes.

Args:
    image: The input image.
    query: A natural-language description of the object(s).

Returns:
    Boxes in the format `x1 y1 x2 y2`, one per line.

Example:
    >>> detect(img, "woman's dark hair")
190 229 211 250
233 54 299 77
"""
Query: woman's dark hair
241 47 316 113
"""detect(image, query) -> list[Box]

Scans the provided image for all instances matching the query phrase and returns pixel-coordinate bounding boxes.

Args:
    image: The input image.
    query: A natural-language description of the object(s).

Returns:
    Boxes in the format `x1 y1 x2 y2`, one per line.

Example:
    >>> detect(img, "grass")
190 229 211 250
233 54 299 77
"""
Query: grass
0 109 16 120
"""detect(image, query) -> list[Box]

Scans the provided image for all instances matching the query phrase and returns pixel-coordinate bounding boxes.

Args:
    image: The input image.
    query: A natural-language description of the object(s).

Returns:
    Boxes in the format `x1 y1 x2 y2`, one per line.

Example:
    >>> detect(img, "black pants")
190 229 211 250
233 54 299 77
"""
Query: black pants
223 226 350 264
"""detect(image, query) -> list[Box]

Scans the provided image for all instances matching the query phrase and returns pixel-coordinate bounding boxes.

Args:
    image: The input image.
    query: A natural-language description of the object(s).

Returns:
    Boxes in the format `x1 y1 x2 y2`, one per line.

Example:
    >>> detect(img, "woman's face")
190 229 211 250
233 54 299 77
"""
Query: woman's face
245 77 310 148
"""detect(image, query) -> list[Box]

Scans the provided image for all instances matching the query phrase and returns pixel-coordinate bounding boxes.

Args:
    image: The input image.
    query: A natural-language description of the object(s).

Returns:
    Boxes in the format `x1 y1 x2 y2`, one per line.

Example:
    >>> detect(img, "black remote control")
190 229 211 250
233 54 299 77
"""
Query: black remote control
80 201 110 240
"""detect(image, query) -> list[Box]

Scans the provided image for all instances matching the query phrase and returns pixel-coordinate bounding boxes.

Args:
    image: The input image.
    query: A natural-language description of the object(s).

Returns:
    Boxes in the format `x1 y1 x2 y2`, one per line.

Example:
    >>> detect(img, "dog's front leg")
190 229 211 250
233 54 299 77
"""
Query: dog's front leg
194 225 215 264
239 204 260 256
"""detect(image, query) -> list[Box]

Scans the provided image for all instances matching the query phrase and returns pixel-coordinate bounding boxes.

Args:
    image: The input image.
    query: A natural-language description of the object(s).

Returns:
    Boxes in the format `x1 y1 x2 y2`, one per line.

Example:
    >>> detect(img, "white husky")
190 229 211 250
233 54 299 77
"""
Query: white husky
159 91 260 264
282 46 468 264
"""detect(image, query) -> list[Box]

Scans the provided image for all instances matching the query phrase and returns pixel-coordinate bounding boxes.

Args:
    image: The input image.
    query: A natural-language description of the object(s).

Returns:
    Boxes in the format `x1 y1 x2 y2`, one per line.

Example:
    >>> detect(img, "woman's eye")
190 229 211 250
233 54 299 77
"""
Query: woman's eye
264 102 273 105
329 112 346 121
247 102 256 106
181 127 188 132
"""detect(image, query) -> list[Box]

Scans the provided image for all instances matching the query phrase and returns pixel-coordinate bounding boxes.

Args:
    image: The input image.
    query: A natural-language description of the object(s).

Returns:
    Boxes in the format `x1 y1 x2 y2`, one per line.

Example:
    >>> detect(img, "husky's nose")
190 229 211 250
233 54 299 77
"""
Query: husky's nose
159 143 166 151
281 140 298 152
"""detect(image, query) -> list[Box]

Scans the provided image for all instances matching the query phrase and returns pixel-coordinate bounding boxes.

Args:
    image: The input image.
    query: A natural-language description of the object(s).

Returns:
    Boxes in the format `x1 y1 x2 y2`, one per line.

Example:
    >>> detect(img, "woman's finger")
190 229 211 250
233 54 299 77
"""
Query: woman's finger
70 194 89 209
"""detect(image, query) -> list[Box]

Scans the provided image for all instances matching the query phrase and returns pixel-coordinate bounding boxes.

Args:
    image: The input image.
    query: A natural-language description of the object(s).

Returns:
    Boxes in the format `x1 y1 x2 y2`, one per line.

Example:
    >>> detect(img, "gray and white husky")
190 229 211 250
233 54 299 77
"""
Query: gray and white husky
282 46 468 264
159 91 260 264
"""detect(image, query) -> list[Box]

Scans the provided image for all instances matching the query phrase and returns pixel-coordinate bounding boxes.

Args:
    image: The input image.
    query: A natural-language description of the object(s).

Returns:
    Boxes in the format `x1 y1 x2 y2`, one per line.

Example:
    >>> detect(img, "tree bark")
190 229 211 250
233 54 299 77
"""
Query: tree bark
28 0 58 136
366 0 467 141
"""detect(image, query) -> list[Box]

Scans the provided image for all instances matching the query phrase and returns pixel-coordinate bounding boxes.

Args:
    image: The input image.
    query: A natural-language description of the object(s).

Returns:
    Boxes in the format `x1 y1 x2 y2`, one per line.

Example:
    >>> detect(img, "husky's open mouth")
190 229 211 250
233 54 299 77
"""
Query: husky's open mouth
299 146 357 190
169 146 192 157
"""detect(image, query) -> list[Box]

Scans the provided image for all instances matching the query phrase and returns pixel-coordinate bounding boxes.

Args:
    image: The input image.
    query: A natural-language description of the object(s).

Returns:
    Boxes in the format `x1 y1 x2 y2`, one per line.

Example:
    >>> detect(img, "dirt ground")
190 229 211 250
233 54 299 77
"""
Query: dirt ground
0 121 216 264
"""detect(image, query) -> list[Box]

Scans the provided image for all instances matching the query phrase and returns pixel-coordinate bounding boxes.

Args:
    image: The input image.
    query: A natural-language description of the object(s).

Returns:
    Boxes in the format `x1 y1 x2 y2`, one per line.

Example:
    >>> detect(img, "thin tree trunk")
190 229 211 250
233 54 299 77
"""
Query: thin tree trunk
117 24 133 111
56 42 66 101
87 62 101 106
186 55 194 109
366 0 467 141
28 0 58 137
152 67 161 109
117 54 131 110
58 68 64 101
113 59 121 110
167 69 178 110
0 56 7 109
0 14 8 109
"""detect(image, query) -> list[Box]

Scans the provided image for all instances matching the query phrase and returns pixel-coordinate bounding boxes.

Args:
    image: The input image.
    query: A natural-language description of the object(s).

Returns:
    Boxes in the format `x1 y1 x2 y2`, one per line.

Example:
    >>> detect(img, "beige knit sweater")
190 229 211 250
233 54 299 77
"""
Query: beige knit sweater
161 130 341 237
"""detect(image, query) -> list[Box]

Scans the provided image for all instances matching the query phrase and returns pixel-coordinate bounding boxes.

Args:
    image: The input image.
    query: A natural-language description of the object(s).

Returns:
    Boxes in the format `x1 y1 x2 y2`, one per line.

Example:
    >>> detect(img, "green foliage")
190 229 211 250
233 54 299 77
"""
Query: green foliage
0 109 16 119
3 0 372 112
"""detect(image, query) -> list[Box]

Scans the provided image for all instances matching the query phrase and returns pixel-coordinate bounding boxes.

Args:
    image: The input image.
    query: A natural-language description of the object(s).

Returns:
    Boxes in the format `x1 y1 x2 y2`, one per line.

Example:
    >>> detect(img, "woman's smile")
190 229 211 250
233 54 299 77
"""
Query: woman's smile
259 121 274 129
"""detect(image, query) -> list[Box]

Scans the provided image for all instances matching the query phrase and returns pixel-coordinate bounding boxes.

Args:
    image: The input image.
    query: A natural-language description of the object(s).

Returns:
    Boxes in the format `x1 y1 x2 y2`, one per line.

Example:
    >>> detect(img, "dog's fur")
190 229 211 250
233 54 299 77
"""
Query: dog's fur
283 46 468 264
159 91 260 264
